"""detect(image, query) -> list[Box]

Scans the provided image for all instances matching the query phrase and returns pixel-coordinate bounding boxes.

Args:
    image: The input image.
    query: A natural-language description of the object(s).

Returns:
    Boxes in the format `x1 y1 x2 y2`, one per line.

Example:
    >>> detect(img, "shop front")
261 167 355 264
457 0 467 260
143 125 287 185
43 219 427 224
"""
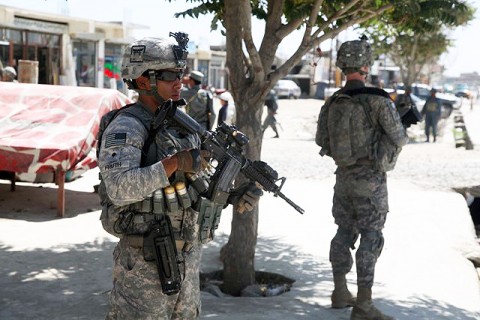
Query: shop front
0 16 64 84
0 5 134 91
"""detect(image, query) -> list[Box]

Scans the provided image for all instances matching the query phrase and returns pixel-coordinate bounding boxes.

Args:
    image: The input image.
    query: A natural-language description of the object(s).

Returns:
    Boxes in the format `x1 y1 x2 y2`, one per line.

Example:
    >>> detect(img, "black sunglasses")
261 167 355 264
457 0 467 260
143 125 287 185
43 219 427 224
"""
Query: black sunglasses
155 70 184 82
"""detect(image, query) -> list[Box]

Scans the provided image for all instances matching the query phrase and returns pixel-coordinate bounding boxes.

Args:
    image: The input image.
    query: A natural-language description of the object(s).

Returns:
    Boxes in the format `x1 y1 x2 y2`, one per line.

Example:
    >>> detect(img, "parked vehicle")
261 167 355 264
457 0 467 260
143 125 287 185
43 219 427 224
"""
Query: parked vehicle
454 83 474 99
397 83 460 118
274 79 301 99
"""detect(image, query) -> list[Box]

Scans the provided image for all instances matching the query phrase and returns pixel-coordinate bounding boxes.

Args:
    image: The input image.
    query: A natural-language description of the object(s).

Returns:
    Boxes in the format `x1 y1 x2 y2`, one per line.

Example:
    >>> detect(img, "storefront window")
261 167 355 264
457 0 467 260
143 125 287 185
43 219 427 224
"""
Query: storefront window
27 32 60 47
197 59 209 85
104 43 123 90
73 40 96 87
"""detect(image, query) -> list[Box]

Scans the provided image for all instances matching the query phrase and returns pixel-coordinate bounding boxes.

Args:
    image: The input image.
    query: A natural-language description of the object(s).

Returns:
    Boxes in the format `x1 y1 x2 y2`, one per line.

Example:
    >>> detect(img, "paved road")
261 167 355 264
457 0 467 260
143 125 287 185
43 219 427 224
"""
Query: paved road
0 98 479 320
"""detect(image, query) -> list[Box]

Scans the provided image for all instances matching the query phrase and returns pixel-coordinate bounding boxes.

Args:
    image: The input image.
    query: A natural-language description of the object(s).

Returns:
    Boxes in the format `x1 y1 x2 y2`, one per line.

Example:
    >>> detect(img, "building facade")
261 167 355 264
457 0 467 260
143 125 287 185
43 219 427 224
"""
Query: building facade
0 5 139 90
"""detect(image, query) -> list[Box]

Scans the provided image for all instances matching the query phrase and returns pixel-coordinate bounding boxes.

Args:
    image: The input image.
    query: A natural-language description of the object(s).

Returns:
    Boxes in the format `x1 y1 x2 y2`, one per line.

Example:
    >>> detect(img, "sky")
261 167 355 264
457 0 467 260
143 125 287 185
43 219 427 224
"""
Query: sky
0 0 479 78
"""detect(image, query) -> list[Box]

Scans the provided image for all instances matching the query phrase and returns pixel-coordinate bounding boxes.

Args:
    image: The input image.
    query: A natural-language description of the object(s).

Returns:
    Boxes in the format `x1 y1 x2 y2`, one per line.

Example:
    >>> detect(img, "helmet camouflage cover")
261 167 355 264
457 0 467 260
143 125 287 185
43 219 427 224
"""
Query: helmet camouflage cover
121 32 189 80
336 36 373 72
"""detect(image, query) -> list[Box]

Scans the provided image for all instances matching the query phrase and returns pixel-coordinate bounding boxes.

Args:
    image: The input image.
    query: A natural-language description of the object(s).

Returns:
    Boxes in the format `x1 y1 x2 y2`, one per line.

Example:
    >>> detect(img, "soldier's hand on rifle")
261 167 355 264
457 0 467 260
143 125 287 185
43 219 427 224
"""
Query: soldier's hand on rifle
175 149 211 173
237 183 264 214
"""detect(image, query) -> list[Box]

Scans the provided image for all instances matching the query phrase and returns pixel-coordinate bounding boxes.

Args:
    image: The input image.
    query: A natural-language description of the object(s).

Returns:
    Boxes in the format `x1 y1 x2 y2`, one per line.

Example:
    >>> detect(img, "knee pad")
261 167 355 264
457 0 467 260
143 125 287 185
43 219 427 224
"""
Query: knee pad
360 230 384 256
334 227 359 250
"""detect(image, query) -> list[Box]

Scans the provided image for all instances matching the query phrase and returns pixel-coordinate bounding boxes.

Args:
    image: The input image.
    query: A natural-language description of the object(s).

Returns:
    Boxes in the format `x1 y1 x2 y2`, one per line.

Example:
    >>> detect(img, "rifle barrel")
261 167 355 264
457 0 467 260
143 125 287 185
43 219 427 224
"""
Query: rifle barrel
277 192 305 214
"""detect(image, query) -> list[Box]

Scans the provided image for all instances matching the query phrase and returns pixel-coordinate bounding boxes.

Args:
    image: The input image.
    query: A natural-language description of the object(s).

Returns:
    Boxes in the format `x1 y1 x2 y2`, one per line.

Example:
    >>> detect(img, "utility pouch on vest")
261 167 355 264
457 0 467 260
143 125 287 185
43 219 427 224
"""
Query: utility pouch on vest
374 135 400 172
152 189 166 214
140 195 153 213
143 215 182 295
194 197 223 242
175 182 191 209
164 186 180 213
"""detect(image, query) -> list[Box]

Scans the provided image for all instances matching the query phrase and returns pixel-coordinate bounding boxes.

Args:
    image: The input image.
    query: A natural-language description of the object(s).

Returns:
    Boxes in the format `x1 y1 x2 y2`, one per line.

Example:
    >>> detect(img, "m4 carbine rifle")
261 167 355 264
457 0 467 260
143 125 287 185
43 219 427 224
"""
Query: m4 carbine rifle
163 99 305 214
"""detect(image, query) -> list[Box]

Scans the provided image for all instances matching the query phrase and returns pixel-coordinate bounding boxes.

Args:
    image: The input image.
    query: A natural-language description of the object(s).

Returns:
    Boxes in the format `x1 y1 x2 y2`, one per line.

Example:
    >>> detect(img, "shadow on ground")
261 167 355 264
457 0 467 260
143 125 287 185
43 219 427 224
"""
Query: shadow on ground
0 241 115 320
0 182 100 221
201 233 480 320
0 232 477 320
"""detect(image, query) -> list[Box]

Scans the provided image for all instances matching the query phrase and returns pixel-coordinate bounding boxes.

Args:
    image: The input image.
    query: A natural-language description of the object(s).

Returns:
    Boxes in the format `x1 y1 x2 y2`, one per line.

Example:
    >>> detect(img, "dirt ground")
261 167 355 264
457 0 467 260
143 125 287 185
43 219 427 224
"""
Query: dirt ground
1 98 480 320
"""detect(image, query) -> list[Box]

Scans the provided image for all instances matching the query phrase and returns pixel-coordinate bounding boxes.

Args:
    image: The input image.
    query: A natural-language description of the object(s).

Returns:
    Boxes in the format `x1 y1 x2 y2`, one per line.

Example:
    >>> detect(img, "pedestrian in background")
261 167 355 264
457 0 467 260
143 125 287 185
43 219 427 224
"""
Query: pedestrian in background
181 70 216 130
2 66 18 82
316 36 408 320
262 89 280 138
217 91 236 126
422 88 442 142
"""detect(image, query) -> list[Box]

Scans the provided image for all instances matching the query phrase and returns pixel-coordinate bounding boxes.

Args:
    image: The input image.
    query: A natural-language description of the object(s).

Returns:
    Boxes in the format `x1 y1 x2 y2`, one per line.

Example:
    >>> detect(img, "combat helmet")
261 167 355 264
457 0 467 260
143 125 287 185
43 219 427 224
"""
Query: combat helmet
121 32 189 81
336 35 373 74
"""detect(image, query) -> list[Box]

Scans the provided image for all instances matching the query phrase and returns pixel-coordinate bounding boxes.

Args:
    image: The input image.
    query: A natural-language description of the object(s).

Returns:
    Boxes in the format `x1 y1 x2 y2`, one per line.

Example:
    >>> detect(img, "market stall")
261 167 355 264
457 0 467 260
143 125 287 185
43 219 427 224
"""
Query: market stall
0 82 131 217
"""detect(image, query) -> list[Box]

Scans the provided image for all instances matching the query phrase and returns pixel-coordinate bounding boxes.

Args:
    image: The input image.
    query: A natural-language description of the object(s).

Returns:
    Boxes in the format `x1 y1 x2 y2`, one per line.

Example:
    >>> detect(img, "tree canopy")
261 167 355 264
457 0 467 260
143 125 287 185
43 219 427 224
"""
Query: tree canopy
363 0 475 86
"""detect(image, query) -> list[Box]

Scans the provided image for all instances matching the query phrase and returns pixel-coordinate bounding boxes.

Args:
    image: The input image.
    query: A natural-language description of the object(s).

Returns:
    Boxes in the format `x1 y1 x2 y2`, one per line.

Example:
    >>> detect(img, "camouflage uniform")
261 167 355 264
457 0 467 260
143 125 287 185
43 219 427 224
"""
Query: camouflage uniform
317 36 408 320
181 83 214 130
100 34 261 320
99 102 204 319
328 79 408 289
99 34 205 320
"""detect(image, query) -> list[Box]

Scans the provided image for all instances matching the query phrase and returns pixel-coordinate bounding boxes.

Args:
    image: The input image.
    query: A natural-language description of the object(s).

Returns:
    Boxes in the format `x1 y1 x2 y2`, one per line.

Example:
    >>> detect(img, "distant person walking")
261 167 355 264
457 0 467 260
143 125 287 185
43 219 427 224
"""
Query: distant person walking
422 89 442 142
262 89 280 138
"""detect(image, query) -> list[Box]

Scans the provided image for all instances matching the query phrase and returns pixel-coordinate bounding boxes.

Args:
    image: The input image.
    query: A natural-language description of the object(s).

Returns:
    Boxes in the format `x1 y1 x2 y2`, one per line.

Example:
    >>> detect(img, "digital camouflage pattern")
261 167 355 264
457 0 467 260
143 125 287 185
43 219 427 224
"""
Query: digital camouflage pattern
105 239 201 319
317 93 376 167
330 165 388 288
336 38 373 72
121 37 187 80
316 88 408 172
316 80 408 291
99 101 203 318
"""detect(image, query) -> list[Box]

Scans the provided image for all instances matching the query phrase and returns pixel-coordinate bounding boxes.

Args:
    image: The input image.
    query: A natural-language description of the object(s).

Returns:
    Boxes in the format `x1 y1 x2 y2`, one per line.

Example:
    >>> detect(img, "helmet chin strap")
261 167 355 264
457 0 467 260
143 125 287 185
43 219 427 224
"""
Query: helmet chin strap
147 70 166 104
124 71 167 106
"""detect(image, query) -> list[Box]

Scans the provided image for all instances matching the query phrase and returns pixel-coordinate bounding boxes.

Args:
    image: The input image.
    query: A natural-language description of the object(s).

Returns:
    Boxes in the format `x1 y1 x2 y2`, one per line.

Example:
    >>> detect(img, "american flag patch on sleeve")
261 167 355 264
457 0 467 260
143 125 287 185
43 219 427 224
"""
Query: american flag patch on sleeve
105 133 127 148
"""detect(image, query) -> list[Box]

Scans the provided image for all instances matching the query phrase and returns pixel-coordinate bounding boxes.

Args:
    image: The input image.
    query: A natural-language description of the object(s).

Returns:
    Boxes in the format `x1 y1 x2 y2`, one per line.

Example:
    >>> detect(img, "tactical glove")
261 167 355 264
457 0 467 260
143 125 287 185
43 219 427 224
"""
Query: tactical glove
176 149 211 173
236 183 264 214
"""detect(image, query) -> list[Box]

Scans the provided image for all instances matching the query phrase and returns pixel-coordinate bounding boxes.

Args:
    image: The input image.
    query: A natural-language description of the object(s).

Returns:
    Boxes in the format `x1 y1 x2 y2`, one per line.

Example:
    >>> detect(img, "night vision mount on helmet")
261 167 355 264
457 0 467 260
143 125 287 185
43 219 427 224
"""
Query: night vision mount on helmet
336 35 373 74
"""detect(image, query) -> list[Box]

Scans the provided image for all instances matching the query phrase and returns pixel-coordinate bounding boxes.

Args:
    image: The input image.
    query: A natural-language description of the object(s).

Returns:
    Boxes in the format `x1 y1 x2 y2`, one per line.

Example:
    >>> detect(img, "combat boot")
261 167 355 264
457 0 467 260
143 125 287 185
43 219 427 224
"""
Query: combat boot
350 287 394 320
331 274 356 308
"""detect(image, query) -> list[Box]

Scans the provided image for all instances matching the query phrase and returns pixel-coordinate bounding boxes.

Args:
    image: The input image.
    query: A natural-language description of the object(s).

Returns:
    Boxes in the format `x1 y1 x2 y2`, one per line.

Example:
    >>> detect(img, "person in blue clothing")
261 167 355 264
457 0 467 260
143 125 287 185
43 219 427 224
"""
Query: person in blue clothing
422 89 442 142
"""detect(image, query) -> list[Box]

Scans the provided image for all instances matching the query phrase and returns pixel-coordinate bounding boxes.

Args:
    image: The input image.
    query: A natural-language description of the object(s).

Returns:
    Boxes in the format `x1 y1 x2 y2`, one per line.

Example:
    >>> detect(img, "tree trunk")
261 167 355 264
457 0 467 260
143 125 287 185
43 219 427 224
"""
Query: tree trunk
220 95 264 296
221 205 259 296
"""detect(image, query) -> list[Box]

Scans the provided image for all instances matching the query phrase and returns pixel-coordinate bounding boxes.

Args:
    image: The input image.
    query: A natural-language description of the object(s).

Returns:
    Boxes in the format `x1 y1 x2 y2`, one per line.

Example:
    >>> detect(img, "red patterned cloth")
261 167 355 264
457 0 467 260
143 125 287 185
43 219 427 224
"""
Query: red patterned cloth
0 82 131 182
